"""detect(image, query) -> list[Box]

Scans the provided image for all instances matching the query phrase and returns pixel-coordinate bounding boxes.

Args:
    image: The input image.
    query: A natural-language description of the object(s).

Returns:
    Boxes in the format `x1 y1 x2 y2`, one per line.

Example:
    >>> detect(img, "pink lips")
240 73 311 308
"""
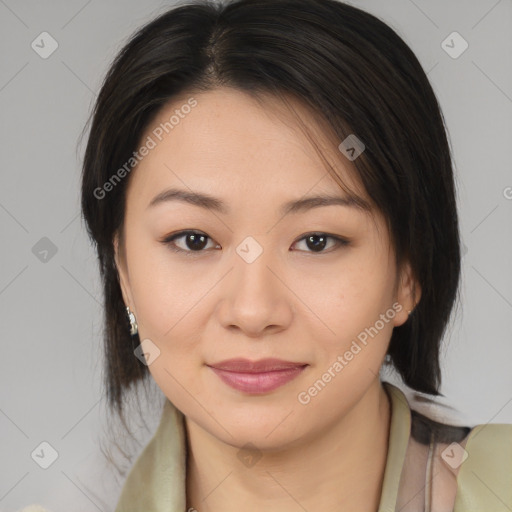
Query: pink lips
207 358 308 394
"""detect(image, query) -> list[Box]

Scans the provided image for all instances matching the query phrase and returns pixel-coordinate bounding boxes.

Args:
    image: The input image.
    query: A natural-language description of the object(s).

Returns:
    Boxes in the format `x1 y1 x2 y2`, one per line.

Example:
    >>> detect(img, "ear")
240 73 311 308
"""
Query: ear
113 231 135 314
393 260 421 327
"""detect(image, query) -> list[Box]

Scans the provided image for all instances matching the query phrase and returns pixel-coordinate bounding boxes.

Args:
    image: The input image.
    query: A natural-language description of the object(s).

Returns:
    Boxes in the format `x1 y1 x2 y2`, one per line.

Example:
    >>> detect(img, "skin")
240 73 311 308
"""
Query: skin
114 87 420 512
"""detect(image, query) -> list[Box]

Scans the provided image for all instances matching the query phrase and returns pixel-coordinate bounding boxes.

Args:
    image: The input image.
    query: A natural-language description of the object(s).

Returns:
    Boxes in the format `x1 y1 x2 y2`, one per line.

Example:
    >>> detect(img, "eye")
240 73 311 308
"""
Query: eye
160 230 350 256
160 230 219 255
291 232 350 254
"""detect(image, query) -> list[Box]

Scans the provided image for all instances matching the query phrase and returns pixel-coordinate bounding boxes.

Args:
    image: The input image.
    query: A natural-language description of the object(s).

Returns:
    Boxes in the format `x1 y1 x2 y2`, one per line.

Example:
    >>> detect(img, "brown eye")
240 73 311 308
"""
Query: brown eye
291 233 350 254
162 230 218 254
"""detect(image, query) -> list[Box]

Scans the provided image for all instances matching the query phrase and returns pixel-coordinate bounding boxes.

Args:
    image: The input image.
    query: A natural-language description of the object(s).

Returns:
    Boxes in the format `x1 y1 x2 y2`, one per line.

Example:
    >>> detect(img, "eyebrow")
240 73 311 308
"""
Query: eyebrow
147 187 372 216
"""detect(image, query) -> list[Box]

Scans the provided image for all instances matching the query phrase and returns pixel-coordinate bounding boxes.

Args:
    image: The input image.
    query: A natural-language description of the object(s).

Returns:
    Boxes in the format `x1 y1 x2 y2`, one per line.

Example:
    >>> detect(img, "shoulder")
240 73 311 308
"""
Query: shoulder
425 420 512 511
453 422 512 511
391 386 512 512
411 408 512 509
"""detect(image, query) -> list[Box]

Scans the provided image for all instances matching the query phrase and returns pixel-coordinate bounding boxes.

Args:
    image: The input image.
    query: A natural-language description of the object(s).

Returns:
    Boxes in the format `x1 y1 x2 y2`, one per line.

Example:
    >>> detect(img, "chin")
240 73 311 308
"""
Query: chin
203 405 310 449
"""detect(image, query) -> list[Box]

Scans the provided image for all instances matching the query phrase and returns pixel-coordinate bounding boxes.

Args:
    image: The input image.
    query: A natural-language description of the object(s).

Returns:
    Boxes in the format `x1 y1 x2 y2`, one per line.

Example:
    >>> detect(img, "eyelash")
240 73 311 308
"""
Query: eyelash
160 230 350 257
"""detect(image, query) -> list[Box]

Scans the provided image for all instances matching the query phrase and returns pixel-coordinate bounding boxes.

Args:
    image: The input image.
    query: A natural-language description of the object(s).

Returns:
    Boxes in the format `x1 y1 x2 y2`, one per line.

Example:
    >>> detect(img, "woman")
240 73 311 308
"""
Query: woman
75 0 511 510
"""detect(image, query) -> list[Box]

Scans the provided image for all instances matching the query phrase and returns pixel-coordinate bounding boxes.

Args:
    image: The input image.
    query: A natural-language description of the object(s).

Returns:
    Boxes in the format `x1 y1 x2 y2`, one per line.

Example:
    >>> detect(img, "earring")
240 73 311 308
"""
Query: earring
126 306 138 336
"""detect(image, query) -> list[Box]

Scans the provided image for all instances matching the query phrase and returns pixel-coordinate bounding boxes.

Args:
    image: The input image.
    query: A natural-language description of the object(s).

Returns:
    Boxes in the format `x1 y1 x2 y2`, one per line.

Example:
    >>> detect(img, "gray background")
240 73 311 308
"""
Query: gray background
1 0 511 510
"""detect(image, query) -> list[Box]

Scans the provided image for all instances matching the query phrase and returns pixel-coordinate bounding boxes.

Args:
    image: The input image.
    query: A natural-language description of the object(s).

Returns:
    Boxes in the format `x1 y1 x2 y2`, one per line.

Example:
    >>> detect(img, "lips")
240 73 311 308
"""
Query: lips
207 358 308 393
207 358 307 373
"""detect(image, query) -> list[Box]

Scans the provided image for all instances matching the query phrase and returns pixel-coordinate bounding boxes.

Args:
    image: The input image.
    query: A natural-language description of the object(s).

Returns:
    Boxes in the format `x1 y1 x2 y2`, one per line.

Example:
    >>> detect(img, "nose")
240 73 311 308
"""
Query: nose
215 239 293 338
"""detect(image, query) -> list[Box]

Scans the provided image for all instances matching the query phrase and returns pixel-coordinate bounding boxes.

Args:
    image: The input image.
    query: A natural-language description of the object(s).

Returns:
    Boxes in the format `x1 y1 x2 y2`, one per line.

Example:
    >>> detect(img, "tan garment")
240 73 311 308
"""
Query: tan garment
107 381 511 510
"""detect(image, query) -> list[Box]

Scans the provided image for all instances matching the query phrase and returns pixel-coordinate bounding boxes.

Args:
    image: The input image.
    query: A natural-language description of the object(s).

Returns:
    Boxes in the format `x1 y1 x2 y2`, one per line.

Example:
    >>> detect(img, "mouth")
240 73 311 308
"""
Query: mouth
207 358 308 394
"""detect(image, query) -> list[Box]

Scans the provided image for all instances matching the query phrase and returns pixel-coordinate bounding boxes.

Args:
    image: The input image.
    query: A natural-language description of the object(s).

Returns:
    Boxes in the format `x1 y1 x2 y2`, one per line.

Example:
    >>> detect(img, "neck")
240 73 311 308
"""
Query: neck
185 380 391 512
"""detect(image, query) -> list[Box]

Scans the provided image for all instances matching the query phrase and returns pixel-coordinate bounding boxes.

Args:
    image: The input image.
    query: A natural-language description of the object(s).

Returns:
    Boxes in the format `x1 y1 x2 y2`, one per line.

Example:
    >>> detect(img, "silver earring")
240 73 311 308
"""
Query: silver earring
126 306 138 336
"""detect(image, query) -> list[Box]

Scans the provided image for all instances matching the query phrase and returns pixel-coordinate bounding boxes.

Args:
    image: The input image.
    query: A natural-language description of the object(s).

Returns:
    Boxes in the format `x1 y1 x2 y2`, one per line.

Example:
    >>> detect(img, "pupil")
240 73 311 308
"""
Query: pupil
307 234 326 251
188 234 207 251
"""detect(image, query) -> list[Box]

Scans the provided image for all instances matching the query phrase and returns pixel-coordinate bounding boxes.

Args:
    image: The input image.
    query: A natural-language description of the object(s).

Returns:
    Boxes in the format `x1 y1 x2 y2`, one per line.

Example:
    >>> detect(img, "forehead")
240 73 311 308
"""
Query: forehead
127 87 368 210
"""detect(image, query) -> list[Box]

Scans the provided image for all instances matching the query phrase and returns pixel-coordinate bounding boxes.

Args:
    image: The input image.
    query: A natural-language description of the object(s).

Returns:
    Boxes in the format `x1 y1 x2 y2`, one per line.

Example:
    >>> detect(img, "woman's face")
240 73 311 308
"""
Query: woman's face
114 87 418 449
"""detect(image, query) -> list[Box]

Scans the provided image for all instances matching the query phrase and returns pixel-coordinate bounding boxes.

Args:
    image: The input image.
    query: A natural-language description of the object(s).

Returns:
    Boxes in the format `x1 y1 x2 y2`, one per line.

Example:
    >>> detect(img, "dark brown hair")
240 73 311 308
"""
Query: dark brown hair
80 0 461 430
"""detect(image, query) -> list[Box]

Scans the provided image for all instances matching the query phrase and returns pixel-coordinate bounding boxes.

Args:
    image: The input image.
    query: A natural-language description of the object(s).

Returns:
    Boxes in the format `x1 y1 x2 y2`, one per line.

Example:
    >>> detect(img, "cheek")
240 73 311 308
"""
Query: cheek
127 244 205 406
124 233 213 393
125 229 202 337
303 249 396 371
304 251 394 329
